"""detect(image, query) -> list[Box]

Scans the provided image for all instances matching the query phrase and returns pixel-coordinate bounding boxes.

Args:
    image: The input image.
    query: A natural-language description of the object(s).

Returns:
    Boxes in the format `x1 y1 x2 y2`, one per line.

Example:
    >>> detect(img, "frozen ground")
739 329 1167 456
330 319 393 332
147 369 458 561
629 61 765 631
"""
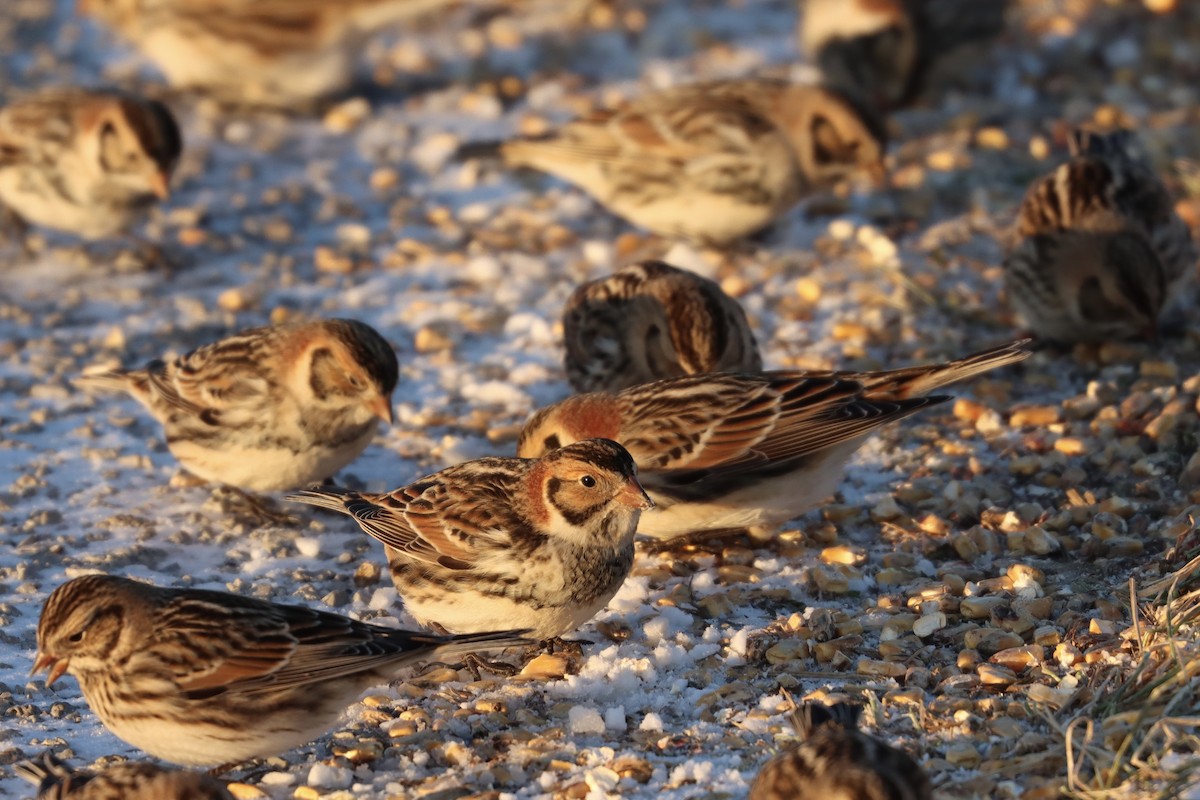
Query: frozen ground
3 0 1200 798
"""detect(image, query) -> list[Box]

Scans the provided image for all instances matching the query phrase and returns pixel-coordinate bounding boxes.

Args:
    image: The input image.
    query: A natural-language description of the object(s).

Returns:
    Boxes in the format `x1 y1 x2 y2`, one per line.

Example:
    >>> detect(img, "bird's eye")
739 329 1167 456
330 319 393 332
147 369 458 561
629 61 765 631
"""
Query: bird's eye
348 375 364 390
67 630 85 644
580 475 596 488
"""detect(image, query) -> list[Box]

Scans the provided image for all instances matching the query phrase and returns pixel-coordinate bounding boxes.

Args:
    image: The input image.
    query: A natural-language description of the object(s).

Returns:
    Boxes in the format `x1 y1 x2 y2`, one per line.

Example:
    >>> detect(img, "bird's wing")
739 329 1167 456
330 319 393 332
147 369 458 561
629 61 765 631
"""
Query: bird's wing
619 372 948 475
287 461 530 571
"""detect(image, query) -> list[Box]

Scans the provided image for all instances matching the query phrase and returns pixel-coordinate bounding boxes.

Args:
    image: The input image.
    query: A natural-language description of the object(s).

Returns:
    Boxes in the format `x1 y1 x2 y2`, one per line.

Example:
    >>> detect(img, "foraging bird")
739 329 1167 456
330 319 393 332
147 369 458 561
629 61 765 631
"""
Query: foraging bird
1004 128 1195 343
0 87 180 241
15 751 234 800
460 77 886 245
76 318 399 492
798 0 1009 110
749 700 932 800
32 574 531 767
78 0 504 107
288 438 653 640
518 340 1031 540
563 260 763 393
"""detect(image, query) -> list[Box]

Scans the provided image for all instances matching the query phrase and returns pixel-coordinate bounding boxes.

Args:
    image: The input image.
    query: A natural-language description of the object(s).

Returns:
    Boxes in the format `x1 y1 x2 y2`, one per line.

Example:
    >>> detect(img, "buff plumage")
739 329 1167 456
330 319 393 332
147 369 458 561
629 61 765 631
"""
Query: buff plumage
76 318 398 492
519 341 1031 540
0 87 180 240
563 260 763 393
15 752 234 800
1004 128 1196 343
288 438 653 640
462 78 886 245
750 701 931 800
32 574 531 767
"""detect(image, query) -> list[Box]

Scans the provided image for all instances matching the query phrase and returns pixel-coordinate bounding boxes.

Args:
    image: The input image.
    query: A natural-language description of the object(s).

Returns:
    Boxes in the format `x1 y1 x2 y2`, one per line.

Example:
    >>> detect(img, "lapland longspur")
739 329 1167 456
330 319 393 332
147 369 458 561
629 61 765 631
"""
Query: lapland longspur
79 0 499 107
0 88 180 241
16 752 233 800
798 0 1008 109
33 574 531 767
76 318 398 492
1005 128 1196 342
563 260 763 393
288 439 653 640
749 700 931 800
518 341 1031 540
462 78 886 245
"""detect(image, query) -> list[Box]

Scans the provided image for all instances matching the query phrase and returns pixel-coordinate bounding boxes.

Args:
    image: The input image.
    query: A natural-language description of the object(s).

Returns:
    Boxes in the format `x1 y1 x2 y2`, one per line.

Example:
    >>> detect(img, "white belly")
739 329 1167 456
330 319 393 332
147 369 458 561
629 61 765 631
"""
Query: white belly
169 428 376 492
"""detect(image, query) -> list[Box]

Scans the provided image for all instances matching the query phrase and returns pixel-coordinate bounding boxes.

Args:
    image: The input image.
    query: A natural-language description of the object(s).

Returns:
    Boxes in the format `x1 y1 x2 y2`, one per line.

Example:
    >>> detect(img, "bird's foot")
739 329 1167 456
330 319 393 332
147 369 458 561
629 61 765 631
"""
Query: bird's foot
459 652 521 680
209 486 299 528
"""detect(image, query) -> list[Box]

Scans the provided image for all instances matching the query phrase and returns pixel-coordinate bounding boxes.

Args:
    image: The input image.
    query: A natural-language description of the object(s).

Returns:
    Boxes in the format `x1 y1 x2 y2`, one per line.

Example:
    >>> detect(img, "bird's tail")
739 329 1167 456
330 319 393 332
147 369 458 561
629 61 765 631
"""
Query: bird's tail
284 486 358 515
74 366 139 395
854 338 1033 397
410 628 536 662
454 139 507 162
14 751 73 791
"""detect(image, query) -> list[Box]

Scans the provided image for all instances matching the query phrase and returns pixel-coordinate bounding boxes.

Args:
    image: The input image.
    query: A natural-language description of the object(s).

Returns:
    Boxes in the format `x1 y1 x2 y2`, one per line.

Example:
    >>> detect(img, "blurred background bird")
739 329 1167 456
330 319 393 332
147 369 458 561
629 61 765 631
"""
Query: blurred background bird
1004 128 1195 343
458 77 886 245
78 0 512 107
562 260 763 393
749 698 931 800
798 0 1009 111
16 751 234 800
0 87 180 245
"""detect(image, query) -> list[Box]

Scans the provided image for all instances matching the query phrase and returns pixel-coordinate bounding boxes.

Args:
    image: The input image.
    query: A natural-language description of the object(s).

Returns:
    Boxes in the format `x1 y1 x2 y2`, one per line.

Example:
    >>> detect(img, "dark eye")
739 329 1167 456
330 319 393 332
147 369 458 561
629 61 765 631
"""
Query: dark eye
348 375 364 390
580 475 596 488
68 630 85 643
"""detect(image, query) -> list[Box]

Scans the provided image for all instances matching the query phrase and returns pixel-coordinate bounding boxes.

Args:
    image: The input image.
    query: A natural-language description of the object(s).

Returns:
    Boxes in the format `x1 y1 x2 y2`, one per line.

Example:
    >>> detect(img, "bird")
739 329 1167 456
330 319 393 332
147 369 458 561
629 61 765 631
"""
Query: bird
749 699 931 800
798 0 1009 110
75 318 399 493
15 751 234 800
0 87 181 241
458 77 886 245
517 340 1031 541
1004 128 1196 343
77 0 503 107
32 574 532 768
286 438 653 641
562 260 763 393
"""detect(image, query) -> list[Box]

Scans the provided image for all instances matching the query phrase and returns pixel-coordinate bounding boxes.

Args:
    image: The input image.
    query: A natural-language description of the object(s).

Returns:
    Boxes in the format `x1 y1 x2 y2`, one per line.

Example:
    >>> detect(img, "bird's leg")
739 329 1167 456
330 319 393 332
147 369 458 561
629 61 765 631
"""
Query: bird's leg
459 652 521 680
209 486 298 527
544 637 588 659
419 623 523 679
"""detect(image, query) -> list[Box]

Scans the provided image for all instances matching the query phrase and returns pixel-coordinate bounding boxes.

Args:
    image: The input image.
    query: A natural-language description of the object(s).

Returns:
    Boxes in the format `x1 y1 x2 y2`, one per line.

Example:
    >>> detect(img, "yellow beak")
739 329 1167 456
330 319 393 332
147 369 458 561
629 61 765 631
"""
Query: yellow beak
31 651 70 687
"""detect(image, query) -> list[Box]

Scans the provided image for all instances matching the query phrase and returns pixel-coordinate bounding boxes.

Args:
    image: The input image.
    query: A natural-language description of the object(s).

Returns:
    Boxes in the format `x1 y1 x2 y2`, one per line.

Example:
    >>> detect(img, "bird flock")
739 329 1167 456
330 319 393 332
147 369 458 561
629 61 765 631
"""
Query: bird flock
3 1 1196 798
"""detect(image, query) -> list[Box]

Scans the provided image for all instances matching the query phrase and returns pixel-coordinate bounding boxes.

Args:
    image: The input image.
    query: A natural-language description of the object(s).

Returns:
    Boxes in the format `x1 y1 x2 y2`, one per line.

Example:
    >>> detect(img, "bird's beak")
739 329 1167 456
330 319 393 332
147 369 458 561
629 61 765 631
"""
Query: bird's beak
31 651 69 687
618 477 655 511
367 393 394 425
149 170 171 201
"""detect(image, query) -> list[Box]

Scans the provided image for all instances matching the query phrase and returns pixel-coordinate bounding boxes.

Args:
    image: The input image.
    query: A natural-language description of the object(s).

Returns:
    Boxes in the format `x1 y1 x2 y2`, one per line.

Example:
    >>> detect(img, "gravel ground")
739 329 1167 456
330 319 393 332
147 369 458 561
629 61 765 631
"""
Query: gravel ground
4 0 1200 798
